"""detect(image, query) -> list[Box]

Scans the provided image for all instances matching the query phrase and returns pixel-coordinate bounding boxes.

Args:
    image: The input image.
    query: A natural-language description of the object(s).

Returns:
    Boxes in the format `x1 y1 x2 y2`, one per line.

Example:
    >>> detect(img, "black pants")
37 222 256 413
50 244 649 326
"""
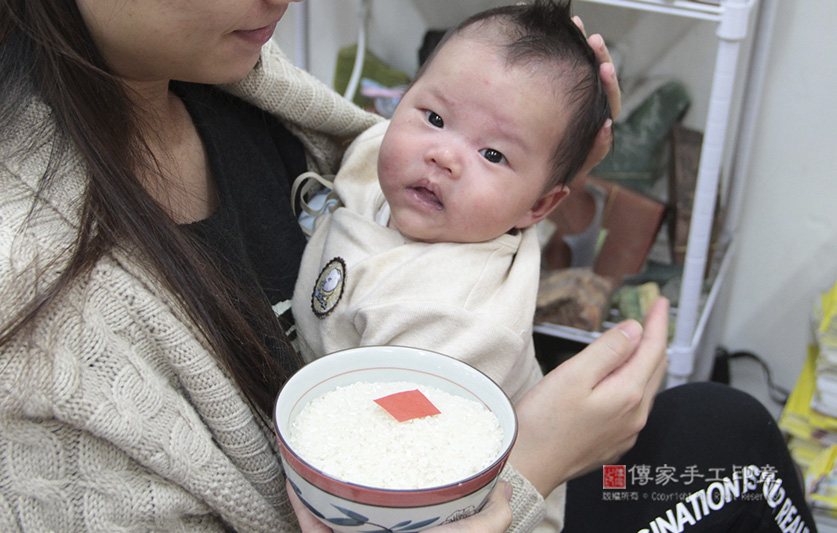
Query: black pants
563 382 817 532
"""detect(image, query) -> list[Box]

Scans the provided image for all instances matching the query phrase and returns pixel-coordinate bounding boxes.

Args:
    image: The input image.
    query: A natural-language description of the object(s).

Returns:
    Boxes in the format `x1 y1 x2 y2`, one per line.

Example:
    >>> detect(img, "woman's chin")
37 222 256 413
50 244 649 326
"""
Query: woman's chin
201 49 264 85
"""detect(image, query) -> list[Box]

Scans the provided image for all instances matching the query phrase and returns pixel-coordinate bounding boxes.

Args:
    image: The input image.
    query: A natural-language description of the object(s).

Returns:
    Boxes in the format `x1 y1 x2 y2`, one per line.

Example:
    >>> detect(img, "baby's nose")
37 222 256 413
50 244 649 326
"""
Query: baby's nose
426 145 462 178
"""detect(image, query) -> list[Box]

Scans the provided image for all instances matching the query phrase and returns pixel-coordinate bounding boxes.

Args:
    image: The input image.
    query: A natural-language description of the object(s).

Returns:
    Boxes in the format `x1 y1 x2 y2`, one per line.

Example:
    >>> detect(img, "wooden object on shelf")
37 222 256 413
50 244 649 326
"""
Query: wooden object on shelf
614 281 662 324
542 175 666 284
592 177 667 282
536 268 616 332
668 123 725 275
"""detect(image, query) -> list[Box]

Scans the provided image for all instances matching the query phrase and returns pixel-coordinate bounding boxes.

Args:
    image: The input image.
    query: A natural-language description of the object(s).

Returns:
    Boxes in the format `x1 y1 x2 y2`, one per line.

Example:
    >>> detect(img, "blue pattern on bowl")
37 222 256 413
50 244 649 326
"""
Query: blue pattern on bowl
290 479 442 532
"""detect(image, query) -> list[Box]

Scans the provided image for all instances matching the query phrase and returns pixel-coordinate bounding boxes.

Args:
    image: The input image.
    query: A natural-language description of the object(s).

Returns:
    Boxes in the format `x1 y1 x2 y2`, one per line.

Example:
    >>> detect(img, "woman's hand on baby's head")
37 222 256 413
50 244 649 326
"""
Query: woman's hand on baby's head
572 16 622 179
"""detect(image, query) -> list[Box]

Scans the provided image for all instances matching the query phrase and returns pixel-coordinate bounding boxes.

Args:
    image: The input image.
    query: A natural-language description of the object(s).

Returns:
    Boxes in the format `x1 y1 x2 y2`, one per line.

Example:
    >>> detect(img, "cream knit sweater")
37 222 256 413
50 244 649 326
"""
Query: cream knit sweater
0 41 545 532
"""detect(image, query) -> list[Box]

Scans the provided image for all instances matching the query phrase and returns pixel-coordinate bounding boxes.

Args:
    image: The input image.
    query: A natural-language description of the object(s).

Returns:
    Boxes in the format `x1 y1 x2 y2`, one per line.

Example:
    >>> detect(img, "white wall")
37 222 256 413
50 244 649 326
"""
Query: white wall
275 0 837 391
713 0 837 391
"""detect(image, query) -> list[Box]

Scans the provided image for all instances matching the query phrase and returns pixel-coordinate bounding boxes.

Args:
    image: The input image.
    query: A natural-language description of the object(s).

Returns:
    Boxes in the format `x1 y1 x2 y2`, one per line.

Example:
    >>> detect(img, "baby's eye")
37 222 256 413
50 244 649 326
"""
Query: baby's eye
480 148 507 164
425 110 444 128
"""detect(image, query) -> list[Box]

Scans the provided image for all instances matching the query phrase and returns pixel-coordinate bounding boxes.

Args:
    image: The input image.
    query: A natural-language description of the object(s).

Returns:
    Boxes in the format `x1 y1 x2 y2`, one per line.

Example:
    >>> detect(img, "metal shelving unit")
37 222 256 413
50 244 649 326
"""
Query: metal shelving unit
579 0 726 20
533 0 766 387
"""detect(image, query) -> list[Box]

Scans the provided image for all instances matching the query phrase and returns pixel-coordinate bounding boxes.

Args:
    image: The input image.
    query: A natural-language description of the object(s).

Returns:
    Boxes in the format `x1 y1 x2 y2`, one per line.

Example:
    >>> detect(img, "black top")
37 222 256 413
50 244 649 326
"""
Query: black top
174 82 309 375
175 82 308 310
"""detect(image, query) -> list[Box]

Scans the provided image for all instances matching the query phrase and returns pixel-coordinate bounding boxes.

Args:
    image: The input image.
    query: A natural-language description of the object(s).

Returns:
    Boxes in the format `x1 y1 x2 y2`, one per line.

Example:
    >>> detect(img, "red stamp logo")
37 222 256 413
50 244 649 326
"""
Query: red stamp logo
603 465 626 489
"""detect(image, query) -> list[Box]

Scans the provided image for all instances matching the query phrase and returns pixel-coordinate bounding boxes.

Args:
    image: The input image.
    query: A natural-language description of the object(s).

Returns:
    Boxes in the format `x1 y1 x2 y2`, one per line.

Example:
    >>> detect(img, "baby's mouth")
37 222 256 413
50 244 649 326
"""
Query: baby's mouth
408 185 443 211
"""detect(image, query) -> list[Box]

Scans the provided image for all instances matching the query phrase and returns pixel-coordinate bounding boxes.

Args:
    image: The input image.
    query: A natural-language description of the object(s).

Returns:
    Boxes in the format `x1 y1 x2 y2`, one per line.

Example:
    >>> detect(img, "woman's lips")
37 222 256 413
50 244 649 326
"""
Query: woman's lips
234 22 278 45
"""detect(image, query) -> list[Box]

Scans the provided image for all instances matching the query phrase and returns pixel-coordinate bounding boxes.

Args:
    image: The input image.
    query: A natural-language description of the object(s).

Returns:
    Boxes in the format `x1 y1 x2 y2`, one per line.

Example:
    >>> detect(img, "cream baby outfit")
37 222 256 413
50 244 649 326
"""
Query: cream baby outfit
292 121 565 531
292 121 544 405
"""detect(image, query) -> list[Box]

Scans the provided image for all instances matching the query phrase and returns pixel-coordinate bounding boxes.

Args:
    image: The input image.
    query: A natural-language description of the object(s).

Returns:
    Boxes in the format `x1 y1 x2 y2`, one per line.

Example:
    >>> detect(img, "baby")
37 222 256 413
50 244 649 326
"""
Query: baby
292 0 610 405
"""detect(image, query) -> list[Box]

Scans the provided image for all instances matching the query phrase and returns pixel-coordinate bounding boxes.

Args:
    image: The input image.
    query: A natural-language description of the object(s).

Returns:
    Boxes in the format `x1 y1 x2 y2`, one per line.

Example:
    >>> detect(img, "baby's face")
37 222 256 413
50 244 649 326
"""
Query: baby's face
378 35 569 244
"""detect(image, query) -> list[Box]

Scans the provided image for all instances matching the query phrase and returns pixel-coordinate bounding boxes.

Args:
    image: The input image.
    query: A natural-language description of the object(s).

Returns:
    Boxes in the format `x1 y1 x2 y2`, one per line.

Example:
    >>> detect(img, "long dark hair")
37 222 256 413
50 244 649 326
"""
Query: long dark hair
0 0 299 419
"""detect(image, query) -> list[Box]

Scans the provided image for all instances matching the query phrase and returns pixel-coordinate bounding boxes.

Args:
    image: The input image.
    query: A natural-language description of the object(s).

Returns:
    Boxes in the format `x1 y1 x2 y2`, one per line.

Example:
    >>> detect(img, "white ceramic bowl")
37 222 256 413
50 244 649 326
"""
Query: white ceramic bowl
274 345 517 533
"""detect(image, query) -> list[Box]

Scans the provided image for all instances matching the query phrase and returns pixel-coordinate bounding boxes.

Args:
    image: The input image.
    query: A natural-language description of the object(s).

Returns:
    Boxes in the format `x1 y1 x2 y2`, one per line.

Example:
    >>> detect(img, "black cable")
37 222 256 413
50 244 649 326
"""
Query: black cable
714 346 791 406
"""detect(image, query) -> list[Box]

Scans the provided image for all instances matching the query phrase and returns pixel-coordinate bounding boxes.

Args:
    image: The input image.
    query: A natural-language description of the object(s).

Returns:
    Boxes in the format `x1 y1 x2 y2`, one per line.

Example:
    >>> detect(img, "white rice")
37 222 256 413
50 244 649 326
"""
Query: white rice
288 381 504 490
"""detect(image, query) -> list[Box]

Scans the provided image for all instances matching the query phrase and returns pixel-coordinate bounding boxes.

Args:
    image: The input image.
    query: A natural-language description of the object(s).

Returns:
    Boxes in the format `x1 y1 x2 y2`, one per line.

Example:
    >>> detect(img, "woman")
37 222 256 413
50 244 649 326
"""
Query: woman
0 0 810 532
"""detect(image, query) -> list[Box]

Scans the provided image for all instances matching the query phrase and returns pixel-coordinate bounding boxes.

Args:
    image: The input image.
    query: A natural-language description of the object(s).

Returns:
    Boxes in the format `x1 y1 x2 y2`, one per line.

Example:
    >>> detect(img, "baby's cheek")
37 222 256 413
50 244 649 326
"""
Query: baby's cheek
376 148 399 184
464 194 523 236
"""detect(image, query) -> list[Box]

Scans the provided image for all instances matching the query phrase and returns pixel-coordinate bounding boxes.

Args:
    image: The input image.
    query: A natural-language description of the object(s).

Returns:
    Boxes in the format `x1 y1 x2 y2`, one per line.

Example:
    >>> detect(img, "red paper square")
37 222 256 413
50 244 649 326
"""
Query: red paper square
374 389 441 422
603 465 626 489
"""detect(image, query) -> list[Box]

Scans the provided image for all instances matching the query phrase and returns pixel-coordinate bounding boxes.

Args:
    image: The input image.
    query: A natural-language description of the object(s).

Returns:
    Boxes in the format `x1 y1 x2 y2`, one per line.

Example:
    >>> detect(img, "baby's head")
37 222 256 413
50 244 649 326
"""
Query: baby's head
378 0 611 244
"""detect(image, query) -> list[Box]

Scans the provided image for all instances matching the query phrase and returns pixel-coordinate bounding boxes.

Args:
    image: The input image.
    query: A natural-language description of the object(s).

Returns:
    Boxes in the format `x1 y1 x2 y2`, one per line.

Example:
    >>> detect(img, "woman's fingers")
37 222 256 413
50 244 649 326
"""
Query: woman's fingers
595 297 670 456
425 482 513 533
571 16 622 178
509 321 645 494
601 297 670 391
639 298 671 410
567 317 643 388
578 118 614 178
574 16 621 120
509 297 670 495
600 60 621 119
288 481 333 532
572 15 587 37
587 32 621 119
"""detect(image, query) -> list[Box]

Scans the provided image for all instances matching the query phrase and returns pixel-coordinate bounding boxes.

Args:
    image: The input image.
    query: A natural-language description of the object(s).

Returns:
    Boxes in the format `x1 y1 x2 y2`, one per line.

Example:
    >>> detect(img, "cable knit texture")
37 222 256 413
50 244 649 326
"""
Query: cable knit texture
220 42 381 175
0 40 546 531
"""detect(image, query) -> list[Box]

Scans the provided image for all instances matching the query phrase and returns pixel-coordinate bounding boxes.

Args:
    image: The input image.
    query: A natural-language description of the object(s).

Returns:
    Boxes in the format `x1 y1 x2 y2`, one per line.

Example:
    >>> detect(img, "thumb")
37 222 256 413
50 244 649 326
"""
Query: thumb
572 319 643 387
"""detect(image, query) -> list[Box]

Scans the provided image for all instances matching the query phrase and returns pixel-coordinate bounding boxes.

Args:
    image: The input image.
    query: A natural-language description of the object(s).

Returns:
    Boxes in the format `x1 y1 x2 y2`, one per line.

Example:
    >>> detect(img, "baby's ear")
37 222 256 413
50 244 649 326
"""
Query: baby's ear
515 184 569 229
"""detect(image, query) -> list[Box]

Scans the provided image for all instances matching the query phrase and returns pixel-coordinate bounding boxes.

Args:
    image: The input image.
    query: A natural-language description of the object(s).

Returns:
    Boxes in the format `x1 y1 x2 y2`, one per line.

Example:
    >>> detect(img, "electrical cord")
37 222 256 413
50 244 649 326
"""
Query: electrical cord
713 346 791 406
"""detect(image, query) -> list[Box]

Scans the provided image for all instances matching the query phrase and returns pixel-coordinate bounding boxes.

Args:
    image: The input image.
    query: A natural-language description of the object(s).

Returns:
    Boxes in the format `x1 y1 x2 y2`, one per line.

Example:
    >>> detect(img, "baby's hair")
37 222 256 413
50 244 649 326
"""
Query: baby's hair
419 0 611 188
